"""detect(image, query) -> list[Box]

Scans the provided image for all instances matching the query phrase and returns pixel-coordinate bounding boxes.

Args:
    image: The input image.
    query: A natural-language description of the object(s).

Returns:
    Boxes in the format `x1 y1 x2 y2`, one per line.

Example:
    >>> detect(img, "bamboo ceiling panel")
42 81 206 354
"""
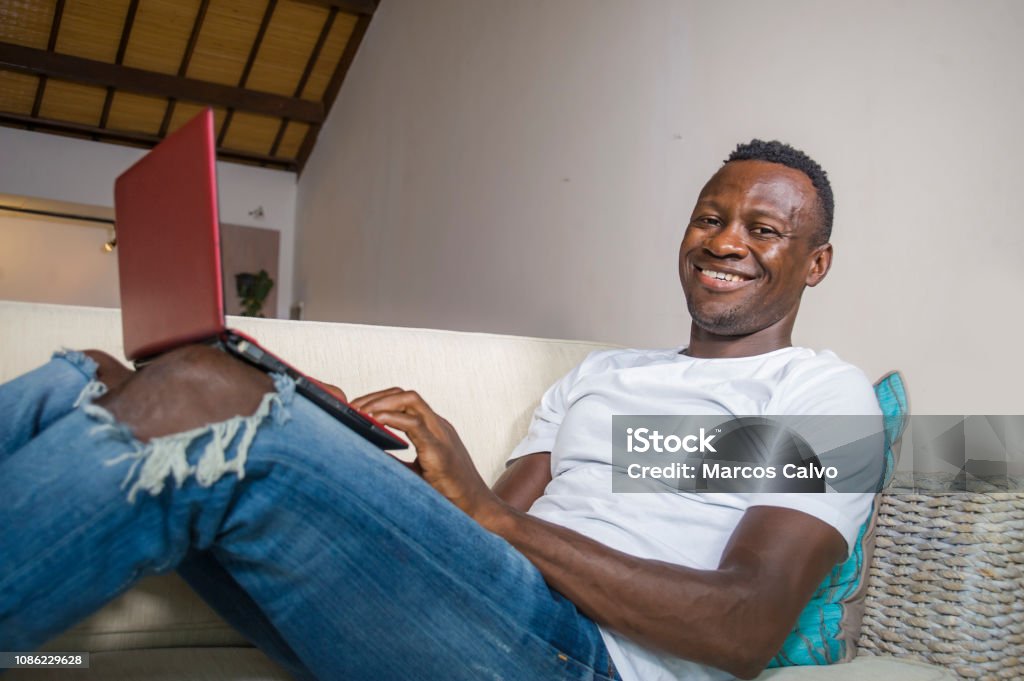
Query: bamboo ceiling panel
276 119 307 158
168 100 229 138
245 0 327 97
187 0 266 87
221 110 278 153
302 11 356 101
0 69 38 112
121 0 202 75
38 78 104 124
0 0 378 172
55 0 132 62
106 90 166 134
0 0 54 49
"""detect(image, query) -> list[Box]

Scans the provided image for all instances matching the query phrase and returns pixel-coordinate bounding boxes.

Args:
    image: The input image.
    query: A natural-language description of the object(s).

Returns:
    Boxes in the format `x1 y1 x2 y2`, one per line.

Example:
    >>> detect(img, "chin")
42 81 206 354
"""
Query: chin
688 304 761 337
691 312 746 337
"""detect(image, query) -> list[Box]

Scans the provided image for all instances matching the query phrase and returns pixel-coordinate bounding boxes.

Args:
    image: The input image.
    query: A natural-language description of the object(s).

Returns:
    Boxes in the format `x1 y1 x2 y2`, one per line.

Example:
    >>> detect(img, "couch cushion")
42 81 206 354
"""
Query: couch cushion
39 574 248 653
768 371 910 667
755 655 958 680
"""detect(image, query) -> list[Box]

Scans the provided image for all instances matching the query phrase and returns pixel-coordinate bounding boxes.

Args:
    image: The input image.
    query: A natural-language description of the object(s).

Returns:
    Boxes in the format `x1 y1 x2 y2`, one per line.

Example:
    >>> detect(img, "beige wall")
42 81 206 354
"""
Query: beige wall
0 213 120 308
0 126 297 316
294 0 1024 413
0 212 284 318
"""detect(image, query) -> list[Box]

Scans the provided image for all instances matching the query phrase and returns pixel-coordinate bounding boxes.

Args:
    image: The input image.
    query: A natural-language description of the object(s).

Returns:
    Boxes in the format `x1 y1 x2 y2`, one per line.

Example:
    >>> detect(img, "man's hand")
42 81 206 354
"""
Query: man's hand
309 377 348 404
350 388 504 521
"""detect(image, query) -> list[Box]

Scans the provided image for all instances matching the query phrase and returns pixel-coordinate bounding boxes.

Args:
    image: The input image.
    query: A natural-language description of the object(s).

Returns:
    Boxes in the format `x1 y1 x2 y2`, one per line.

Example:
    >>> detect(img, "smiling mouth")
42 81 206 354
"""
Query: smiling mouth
694 265 756 290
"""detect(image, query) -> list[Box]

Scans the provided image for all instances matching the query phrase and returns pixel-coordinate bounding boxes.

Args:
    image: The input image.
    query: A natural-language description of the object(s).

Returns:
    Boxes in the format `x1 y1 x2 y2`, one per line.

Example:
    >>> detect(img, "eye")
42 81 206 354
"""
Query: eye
750 225 781 238
693 216 721 227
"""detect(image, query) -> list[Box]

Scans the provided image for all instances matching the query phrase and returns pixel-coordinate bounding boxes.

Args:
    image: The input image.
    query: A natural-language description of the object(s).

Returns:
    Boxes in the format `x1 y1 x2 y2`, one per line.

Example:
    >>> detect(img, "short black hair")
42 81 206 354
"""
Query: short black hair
725 139 834 244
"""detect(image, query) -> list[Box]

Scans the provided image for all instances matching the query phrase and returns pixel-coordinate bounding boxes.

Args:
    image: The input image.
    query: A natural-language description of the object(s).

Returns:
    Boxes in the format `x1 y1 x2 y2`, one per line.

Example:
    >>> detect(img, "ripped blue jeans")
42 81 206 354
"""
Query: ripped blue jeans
0 351 617 681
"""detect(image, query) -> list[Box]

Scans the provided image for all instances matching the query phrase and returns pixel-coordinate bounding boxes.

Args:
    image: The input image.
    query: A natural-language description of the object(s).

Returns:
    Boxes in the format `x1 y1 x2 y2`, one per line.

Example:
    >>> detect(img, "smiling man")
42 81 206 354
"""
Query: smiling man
681 142 834 355
0 140 881 681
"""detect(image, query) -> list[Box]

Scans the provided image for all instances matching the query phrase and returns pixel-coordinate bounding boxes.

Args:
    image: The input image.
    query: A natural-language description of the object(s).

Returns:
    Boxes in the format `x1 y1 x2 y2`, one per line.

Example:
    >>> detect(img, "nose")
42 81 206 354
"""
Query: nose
703 222 748 259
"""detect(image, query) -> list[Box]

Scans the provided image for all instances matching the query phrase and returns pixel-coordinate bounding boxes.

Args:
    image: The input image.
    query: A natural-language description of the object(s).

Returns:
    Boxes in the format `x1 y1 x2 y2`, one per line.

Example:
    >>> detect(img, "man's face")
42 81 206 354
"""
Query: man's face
678 160 831 337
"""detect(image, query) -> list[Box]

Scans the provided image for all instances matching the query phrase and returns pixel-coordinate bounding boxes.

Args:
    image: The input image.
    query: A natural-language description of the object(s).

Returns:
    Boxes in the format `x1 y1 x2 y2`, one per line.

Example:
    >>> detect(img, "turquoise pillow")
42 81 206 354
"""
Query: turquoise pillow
767 371 909 667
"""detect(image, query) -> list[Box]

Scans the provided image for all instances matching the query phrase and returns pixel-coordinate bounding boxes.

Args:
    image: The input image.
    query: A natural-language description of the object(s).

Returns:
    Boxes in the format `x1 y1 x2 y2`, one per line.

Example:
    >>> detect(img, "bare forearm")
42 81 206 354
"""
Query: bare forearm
479 505 781 677
491 452 552 513
351 403 840 678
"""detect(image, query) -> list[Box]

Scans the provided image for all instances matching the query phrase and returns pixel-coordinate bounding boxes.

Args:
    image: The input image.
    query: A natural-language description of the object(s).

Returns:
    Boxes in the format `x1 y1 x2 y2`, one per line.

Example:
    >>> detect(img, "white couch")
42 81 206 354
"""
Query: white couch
0 301 957 681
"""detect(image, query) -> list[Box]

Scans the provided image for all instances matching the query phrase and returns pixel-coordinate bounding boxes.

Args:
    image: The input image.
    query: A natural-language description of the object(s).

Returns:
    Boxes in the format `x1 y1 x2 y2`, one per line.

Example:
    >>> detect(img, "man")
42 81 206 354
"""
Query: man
0 140 881 681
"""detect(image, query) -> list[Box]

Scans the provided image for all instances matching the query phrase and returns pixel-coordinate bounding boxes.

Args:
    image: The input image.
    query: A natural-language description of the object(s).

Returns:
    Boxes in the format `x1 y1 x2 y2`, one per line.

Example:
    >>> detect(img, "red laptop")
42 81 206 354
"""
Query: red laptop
113 108 407 450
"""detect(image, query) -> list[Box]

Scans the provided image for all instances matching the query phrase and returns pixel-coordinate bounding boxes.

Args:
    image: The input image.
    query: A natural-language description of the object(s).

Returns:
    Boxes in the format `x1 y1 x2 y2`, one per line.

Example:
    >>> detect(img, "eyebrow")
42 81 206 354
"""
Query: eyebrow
694 198 794 224
746 207 795 224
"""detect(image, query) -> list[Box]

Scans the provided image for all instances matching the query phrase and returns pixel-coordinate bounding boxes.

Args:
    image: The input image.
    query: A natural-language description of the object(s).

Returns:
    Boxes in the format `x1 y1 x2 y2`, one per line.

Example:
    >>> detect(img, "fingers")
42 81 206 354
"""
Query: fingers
370 410 423 434
309 377 348 403
355 389 485 516
352 388 452 448
356 389 448 448
352 388 434 418
369 410 437 451
350 387 405 411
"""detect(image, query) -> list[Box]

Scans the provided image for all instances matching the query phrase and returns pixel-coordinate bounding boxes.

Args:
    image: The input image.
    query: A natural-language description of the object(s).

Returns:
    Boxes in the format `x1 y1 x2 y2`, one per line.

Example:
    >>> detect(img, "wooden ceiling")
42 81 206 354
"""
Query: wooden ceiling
0 0 377 172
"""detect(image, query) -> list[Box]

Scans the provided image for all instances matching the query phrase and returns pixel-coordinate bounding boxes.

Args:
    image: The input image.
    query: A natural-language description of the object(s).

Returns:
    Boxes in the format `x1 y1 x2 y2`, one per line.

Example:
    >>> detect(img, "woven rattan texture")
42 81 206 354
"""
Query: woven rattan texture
858 492 1024 680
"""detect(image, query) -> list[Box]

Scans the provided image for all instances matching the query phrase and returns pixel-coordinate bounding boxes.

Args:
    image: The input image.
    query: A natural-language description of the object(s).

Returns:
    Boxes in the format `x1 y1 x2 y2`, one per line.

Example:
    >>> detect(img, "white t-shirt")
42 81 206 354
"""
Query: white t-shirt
506 346 883 681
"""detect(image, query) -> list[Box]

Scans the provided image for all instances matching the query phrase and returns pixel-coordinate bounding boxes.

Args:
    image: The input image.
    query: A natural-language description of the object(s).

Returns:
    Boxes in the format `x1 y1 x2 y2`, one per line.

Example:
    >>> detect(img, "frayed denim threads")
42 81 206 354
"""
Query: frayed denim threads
73 366 296 503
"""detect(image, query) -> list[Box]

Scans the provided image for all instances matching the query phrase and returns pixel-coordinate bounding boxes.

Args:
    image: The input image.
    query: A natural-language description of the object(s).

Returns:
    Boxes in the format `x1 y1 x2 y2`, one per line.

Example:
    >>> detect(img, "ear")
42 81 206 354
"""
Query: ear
805 243 832 287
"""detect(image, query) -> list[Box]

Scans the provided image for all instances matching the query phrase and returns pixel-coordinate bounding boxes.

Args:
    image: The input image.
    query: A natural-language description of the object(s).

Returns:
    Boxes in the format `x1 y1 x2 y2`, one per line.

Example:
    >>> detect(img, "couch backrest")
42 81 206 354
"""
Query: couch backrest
0 301 612 483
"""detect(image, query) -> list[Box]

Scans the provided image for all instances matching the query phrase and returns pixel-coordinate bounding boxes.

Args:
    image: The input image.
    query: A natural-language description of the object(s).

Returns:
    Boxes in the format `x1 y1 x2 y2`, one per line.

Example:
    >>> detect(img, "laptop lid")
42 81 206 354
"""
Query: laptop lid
114 108 225 362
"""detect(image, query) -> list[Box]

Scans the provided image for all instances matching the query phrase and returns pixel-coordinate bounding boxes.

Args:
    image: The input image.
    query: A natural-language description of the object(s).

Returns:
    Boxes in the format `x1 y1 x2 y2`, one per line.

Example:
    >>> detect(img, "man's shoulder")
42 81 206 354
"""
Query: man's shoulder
577 346 682 371
772 348 880 416
778 347 873 383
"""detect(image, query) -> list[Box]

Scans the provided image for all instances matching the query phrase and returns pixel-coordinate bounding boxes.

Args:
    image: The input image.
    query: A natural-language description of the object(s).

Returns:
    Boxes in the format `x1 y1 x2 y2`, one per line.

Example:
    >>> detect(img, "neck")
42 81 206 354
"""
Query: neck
684 315 796 359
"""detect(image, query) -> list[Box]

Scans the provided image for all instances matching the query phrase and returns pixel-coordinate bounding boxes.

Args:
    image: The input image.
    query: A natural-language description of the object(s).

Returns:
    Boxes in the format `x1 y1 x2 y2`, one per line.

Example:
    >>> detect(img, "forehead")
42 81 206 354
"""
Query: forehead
696 160 816 225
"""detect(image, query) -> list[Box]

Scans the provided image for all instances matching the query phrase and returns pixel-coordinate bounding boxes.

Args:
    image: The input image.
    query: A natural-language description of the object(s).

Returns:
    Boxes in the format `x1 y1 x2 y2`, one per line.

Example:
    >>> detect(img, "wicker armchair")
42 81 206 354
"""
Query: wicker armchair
858 489 1024 680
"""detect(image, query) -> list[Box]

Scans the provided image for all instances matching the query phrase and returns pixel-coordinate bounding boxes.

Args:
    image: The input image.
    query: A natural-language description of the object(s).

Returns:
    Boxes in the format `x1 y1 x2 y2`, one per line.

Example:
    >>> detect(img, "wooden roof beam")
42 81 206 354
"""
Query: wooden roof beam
158 0 210 137
295 12 371 172
0 41 324 124
30 0 66 120
0 112 299 171
99 0 141 131
270 5 338 156
293 0 378 16
218 0 278 147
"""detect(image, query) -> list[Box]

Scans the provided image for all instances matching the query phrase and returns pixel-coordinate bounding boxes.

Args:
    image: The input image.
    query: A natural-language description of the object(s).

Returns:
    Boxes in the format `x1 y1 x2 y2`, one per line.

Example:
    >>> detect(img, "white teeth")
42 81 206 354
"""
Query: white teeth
701 268 744 282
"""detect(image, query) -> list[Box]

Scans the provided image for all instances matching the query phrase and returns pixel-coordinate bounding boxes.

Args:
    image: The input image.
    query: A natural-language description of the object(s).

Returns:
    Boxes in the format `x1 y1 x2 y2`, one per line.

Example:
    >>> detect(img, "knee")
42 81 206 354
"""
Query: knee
82 349 134 391
95 345 274 441
153 345 273 395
